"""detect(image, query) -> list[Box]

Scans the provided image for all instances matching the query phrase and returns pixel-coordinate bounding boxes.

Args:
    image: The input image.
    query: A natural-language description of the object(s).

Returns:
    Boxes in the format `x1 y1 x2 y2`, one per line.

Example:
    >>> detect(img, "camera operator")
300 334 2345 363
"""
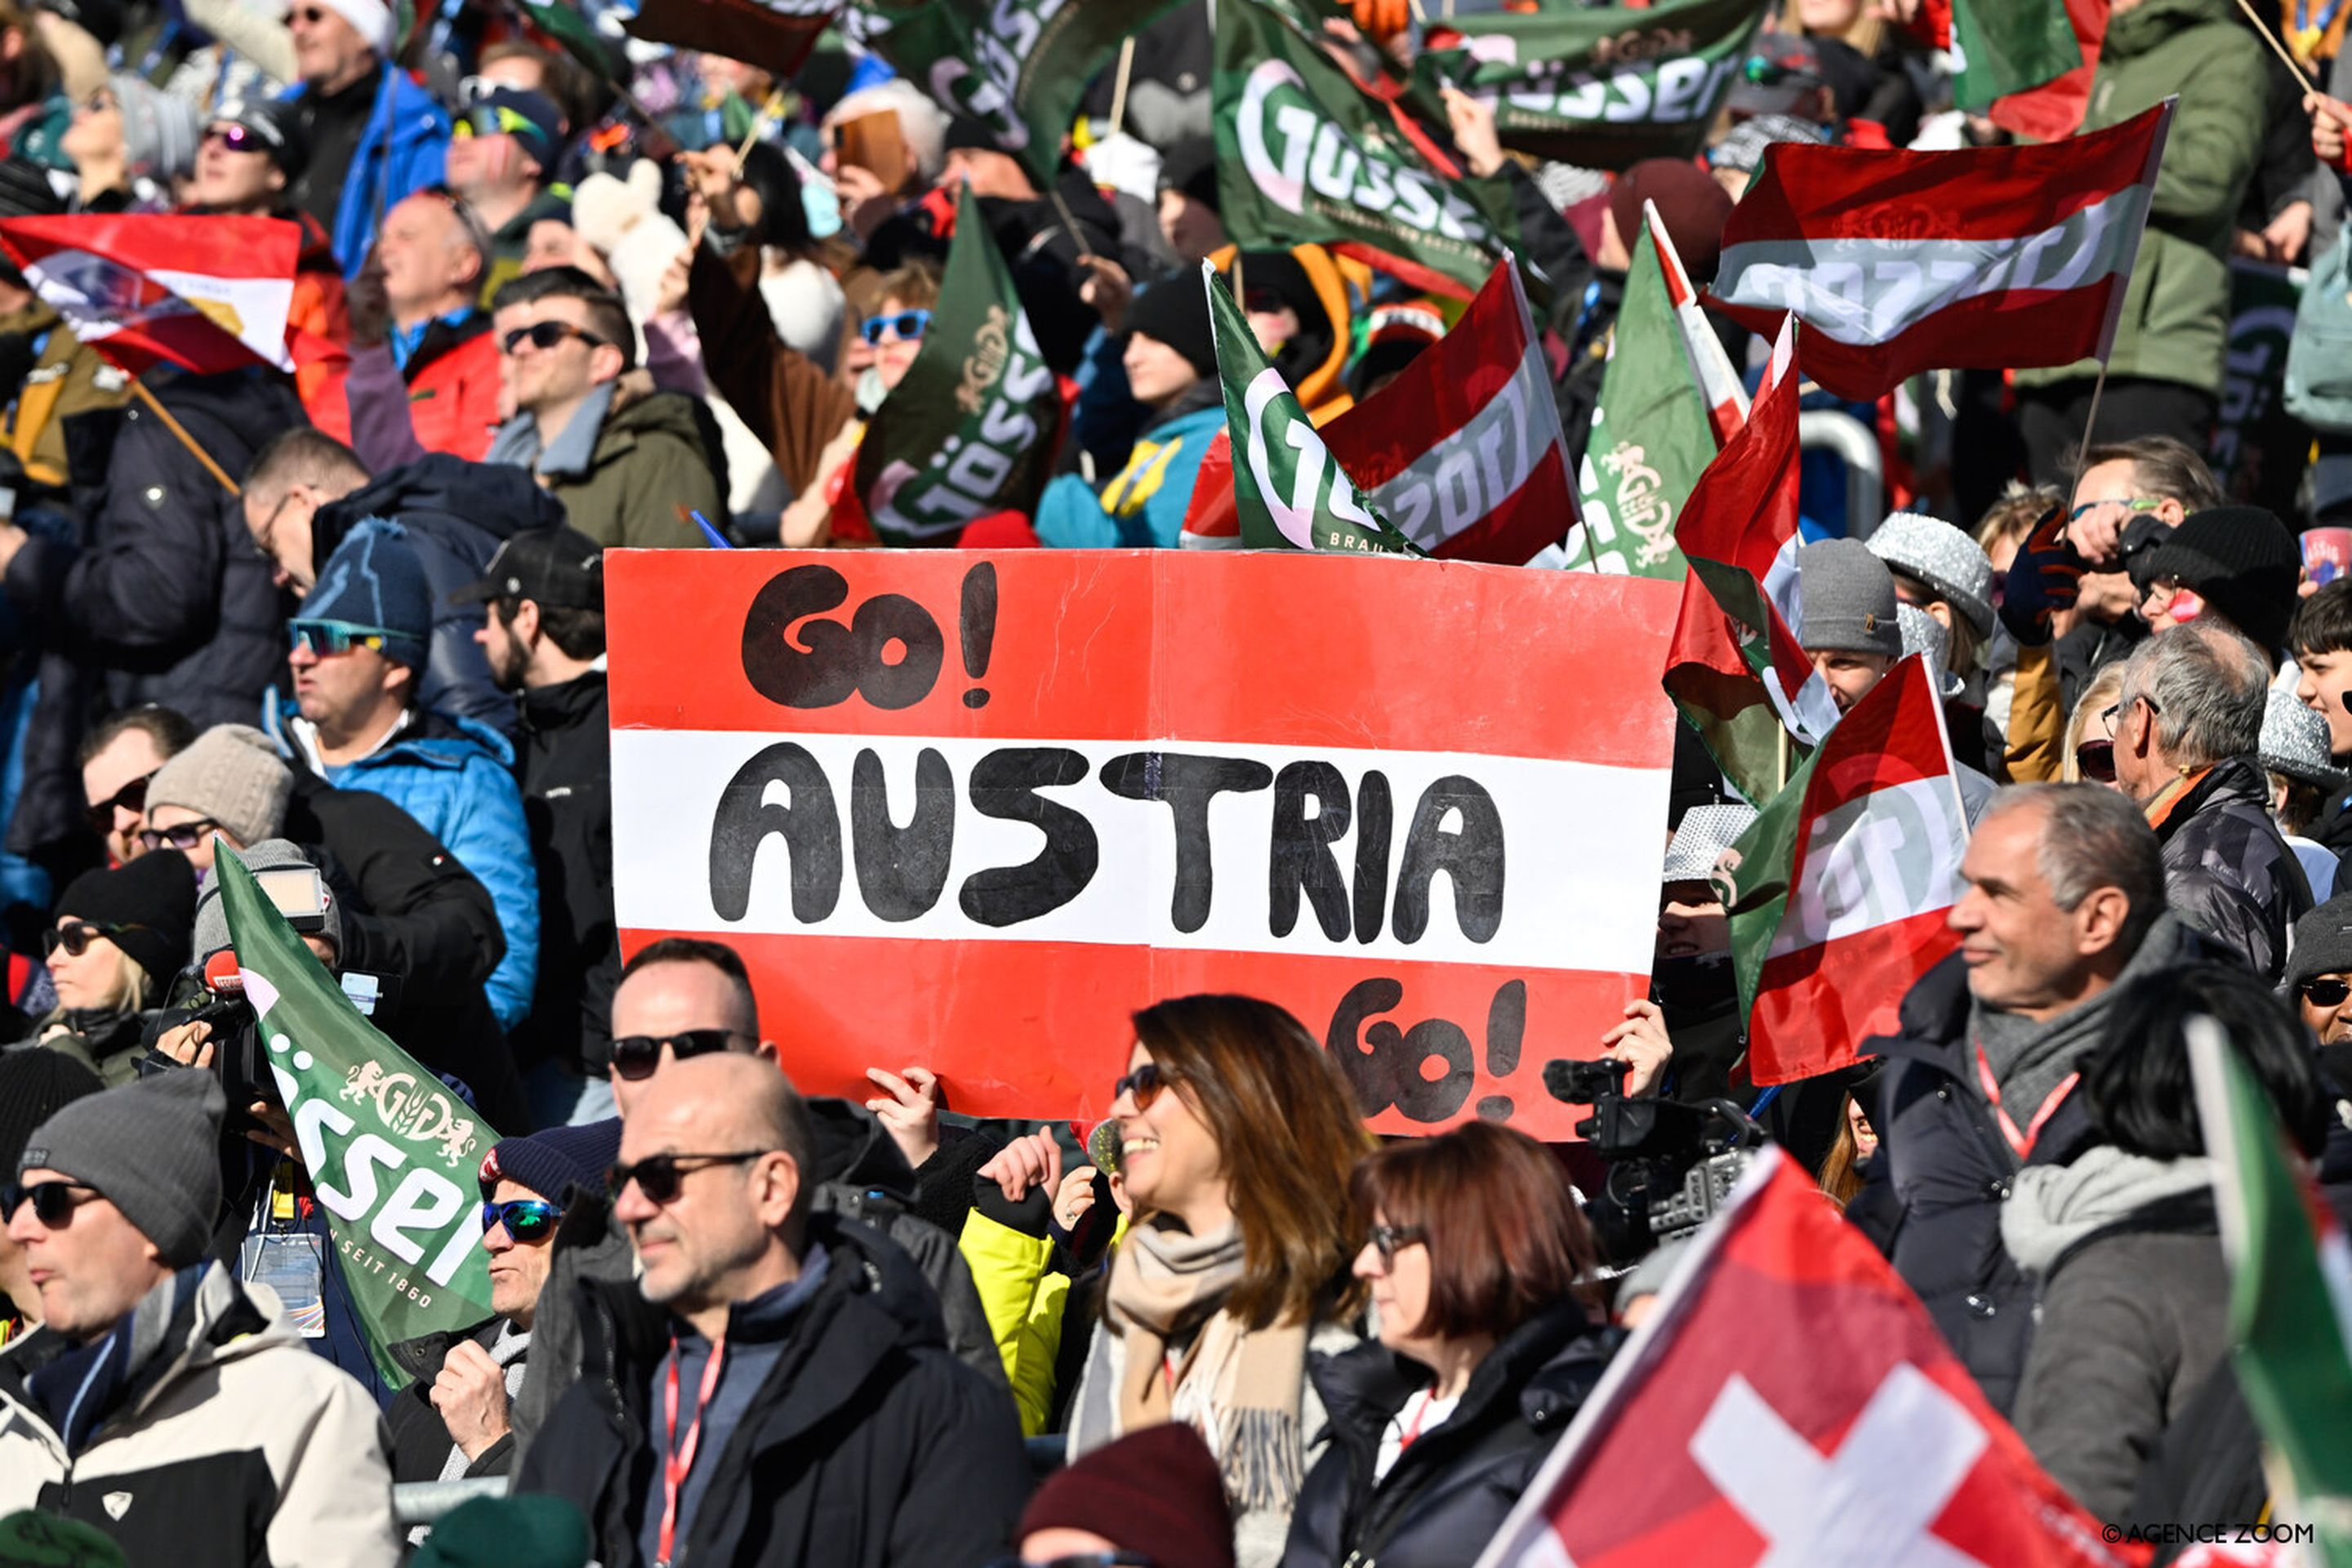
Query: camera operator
3 850 194 1085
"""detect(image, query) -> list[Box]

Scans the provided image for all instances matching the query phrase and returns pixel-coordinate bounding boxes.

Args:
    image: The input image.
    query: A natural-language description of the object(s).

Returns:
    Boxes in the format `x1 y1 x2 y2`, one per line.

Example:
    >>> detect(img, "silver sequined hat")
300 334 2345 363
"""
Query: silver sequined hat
2261 688 2350 791
1869 512 1996 643
1663 803 1759 883
1898 604 1964 700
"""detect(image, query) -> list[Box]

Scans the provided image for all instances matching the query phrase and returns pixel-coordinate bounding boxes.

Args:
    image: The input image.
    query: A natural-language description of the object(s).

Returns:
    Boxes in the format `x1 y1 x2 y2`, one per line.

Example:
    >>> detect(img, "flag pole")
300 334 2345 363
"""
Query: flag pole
1775 721 1791 793
128 379 239 497
1107 38 1137 140
2231 0 2319 91
733 91 784 170
2072 354 2114 485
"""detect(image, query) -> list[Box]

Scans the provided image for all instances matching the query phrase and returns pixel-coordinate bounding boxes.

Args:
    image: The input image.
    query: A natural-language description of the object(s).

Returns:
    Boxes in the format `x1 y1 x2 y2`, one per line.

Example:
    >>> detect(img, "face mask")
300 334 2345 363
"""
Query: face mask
802 177 842 241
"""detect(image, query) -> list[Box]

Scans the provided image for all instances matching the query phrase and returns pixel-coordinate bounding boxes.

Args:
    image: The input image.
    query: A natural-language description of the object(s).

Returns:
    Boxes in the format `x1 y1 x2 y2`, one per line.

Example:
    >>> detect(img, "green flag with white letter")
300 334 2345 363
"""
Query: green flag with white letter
1204 260 1419 555
219 845 501 1387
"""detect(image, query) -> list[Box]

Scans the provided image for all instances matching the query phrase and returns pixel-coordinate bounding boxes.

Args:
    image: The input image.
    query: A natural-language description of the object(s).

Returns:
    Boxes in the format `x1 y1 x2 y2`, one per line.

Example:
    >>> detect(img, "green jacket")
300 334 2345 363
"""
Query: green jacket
544 382 720 550
2013 0 2265 394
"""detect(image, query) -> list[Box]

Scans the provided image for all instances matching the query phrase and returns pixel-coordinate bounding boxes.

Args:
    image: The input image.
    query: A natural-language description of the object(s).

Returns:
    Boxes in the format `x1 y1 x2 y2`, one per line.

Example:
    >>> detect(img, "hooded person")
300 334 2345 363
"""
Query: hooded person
2133 506 2304 666
1200 244 1371 424
0 1071 401 1565
0 1049 101 1349
23 849 195 1084
1036 273 1224 550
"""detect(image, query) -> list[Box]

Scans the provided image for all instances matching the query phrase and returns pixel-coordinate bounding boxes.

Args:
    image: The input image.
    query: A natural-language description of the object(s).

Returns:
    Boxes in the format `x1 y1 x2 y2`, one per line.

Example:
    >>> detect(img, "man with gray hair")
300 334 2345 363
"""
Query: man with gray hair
1851 782 2196 1414
2111 621 2310 981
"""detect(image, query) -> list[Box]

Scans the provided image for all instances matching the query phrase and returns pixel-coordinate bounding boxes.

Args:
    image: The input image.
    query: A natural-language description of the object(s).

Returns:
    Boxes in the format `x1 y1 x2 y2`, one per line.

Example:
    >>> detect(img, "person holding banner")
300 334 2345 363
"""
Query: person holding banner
1067 995 1372 1568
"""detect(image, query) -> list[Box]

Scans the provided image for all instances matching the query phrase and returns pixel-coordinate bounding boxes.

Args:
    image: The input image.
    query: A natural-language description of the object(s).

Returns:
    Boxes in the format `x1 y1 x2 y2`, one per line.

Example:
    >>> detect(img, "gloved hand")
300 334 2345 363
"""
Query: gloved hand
1998 503 2083 648
1352 0 1410 42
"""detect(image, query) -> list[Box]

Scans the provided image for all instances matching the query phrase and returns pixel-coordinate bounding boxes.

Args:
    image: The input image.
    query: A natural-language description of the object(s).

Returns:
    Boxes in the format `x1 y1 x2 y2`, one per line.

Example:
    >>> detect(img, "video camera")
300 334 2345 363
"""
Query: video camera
161 866 343 1122
1543 1055 1766 1261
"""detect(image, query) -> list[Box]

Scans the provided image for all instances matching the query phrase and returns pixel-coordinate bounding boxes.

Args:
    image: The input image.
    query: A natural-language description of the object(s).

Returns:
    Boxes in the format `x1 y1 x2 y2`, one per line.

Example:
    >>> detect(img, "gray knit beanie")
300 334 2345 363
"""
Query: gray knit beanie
146 725 292 849
111 73 198 184
16 1069 224 1267
1797 537 1902 658
2290 892 2352 991
192 840 341 965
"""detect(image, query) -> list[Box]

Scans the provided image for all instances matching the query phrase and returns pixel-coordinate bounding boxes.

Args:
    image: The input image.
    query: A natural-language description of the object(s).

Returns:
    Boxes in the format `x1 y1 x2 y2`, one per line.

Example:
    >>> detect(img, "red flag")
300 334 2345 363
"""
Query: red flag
0 213 298 376
1989 0 2110 142
1706 100 2172 402
1183 257 1575 564
1648 203 1748 446
623 0 835 79
1476 1150 2140 1568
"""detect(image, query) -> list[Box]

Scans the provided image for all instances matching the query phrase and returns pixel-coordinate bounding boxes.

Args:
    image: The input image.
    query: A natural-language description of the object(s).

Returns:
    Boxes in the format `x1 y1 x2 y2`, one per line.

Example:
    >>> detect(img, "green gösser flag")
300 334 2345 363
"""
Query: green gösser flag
218 844 501 1387
1205 261 1419 555
1949 0 2082 114
862 0 1187 187
1415 0 1766 170
1214 0 1521 301
853 182 1059 545
1574 218 1709 579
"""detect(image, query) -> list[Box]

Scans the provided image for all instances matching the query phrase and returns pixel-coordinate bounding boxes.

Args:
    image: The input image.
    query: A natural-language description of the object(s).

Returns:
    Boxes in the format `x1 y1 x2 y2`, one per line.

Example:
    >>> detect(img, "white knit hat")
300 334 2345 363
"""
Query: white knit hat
286 0 394 54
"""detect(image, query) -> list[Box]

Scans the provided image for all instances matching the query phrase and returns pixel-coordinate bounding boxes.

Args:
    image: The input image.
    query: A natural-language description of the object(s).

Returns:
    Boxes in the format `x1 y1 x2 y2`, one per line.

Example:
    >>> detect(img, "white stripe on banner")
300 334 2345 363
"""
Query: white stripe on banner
612 729 1668 973
1713 182 2153 346
1373 338 1558 553
1763 776 1967 959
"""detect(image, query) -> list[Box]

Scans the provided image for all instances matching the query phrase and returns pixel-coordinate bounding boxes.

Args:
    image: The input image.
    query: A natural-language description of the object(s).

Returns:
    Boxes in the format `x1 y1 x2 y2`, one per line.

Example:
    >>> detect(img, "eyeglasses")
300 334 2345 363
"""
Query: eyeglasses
1111 1060 1174 1111
2067 497 2163 524
1367 1223 1428 1263
43 920 145 960
289 5 333 22
85 769 157 833
480 1198 563 1242
78 89 116 114
503 320 608 355
608 1028 744 1082
288 619 392 657
203 122 264 154
136 817 220 853
860 309 932 346
2100 693 2162 734
607 1150 773 1205
2302 978 2352 1008
2 1180 98 1227
2073 737 2116 782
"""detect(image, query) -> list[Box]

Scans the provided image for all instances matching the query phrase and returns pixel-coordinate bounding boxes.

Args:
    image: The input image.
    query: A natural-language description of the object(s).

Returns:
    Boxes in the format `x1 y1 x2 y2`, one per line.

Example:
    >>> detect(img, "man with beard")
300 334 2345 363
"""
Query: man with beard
455 527 617 1129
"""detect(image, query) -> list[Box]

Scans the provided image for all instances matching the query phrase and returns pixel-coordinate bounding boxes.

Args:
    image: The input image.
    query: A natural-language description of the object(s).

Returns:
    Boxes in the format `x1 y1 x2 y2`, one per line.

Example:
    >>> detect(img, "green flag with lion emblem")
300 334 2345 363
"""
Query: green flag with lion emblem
852 183 1060 546
217 844 501 1386
1205 261 1419 555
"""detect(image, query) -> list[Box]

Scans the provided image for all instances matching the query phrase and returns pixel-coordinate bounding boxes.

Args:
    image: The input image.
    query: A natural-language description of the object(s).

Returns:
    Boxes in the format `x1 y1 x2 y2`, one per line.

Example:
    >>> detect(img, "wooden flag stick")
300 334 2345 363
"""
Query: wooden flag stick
129 379 238 496
1107 38 1137 140
2232 0 2318 92
735 91 785 169
2073 355 2114 485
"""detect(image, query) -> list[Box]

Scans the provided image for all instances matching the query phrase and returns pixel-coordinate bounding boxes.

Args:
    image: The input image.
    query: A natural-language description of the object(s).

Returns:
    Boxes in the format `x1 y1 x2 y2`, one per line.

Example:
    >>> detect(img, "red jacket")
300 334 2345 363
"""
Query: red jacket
403 316 503 461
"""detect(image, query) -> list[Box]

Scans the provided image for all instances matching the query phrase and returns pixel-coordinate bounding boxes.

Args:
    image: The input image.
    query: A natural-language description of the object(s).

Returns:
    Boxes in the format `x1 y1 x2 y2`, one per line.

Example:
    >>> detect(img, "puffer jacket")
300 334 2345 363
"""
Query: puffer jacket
513 1212 1028 1568
2011 0 2264 394
0 1263 399 1567
385 1316 519 1482
1280 1304 1621 1568
510 670 618 1078
400 313 503 462
270 706 539 1033
310 453 568 738
287 65 449 279
1035 384 1223 549
2146 755 2311 983
538 381 722 550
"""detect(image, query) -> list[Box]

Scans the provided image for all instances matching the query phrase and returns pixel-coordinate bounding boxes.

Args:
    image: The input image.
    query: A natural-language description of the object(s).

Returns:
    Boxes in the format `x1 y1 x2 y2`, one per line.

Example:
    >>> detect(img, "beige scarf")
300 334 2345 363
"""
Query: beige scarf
1105 1219 1312 1513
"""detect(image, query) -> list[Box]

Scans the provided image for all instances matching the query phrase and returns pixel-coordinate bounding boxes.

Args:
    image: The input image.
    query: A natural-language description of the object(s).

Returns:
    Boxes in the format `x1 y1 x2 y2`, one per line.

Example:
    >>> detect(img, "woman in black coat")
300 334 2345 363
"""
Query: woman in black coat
1280 1123 1619 1568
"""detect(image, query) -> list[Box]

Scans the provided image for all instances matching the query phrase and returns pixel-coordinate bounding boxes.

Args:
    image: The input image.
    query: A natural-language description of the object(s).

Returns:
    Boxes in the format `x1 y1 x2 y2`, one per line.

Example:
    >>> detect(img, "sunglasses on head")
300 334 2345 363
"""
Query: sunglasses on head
288 620 390 657
85 769 156 833
606 1150 771 1205
44 920 144 960
607 1028 742 1081
2303 978 2352 1008
2073 737 2116 782
2 1179 98 1227
503 320 608 355
859 309 932 346
136 817 219 853
1111 1059 1173 1111
480 1197 563 1242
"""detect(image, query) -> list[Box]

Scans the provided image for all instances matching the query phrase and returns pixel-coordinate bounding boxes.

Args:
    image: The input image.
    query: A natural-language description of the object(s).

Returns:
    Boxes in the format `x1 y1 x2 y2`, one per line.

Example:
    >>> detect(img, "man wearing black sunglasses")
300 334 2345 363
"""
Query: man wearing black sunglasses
514 1054 1026 1568
2288 895 2352 1062
78 706 194 867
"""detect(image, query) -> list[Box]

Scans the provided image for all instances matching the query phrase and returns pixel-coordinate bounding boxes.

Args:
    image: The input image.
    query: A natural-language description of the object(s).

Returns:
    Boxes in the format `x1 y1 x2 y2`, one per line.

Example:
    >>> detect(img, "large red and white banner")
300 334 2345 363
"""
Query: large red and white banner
608 550 1679 1135
1183 257 1573 564
0 213 298 375
1708 100 2172 402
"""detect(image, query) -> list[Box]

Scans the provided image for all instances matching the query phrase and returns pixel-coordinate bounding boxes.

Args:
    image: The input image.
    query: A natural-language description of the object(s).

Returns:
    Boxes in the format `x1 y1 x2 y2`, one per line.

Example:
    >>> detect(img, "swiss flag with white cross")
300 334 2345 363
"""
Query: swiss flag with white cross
1475 1150 2138 1568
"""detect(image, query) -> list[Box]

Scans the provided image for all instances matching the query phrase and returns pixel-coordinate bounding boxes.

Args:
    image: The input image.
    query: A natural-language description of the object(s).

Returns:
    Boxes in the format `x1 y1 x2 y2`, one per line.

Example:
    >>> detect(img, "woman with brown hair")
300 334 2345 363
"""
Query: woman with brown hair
1279 1122 1616 1568
1068 993 1373 1568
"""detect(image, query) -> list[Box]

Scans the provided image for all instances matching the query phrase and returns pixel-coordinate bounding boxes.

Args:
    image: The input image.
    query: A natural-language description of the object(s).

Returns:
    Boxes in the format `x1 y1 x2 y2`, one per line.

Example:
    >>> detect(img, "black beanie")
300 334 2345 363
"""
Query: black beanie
53 849 198 990
0 1048 101 1180
1157 137 1220 212
2139 506 2303 658
1125 274 1217 381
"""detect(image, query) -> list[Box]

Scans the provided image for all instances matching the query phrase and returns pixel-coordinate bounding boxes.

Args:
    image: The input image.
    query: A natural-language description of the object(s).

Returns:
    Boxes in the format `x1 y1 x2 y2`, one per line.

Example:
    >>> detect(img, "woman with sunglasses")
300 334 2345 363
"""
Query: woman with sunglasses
12 850 195 1086
1280 1122 1613 1568
2061 662 2130 789
1067 994 1371 1568
385 1121 619 1490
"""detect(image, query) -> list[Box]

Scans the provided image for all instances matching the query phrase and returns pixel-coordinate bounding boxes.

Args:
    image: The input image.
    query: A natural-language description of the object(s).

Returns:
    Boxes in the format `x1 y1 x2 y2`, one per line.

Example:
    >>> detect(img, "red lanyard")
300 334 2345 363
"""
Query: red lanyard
657 1332 727 1567
1973 1041 2079 1160
1396 1388 1443 1453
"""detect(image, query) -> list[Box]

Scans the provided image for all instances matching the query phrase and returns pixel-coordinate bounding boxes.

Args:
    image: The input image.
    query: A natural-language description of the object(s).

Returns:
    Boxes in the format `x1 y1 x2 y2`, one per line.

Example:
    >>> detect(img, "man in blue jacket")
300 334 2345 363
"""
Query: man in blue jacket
266 517 540 1036
280 0 449 278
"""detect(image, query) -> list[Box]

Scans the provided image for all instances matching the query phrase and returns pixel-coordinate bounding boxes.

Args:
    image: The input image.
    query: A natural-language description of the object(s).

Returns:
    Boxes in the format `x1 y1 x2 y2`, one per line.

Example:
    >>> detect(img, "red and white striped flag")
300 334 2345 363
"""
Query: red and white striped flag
1706 100 2172 402
1182 256 1574 564
0 213 297 375
1648 202 1748 445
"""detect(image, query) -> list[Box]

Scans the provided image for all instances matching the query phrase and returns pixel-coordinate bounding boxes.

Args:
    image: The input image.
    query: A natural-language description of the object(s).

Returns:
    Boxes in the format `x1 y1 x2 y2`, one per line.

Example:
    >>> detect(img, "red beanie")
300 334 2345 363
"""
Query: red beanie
1608 158 1736 284
1017 1426 1236 1568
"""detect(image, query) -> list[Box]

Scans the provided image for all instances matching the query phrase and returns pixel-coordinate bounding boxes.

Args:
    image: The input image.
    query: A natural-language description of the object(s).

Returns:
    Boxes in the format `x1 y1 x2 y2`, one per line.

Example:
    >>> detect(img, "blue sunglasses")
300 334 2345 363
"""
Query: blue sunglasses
287 619 393 656
860 309 932 345
479 1198 562 1241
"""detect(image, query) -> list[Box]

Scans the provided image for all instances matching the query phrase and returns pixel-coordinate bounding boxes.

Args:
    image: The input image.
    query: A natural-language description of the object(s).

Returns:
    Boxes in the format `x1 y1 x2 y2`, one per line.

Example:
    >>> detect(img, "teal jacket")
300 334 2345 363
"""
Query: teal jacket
1034 400 1224 549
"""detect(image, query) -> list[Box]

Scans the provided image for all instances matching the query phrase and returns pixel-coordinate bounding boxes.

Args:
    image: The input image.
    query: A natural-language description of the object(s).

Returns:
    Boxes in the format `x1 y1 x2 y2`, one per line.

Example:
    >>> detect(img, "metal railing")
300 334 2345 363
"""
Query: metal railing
1798 409 1884 541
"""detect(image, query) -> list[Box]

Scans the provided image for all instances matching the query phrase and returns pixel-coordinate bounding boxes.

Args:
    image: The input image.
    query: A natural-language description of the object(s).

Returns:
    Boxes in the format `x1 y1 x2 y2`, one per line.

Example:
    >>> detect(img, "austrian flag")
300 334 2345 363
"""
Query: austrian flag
0 213 297 375
1708 100 2173 401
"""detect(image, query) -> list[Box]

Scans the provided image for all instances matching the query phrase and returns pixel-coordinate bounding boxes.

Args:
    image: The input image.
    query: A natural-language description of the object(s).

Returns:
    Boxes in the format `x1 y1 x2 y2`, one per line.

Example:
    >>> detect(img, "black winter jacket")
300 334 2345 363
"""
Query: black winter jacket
514 1213 1028 1568
1280 1304 1620 1568
509 669 617 1076
385 1316 517 1482
2151 755 2311 983
310 453 567 738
